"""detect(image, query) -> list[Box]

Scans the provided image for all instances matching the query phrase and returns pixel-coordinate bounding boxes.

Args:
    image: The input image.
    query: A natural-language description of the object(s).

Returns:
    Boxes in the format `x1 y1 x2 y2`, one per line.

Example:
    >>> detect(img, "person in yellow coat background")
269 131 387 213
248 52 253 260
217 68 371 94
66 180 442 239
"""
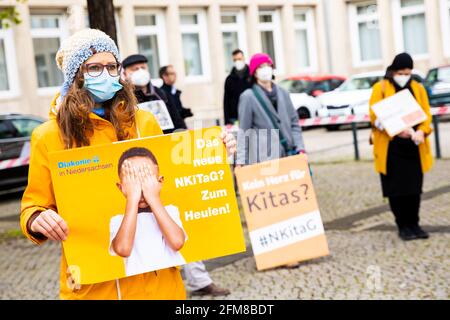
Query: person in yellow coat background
369 53 433 242
20 28 237 300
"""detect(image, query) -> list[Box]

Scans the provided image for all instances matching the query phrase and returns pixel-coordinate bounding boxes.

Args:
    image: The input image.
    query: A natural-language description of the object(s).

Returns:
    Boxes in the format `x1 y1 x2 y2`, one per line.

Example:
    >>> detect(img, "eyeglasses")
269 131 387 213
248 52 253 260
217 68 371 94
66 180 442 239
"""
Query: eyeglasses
83 62 122 77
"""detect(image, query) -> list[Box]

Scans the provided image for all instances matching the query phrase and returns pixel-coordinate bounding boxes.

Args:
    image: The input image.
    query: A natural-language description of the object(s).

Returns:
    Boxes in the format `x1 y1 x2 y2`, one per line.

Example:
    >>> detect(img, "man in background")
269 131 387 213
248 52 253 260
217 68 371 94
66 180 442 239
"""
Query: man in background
122 54 186 134
159 65 194 123
223 49 252 125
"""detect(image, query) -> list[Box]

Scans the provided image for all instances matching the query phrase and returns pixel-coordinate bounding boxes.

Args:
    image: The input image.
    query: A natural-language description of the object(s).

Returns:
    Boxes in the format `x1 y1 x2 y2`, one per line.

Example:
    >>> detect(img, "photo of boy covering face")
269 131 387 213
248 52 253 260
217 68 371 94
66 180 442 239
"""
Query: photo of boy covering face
109 147 187 277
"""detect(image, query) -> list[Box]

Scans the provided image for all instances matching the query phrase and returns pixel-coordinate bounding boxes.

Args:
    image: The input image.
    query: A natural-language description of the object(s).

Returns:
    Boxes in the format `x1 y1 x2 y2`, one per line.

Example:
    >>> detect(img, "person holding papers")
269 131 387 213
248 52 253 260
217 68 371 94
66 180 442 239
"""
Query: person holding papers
369 53 433 242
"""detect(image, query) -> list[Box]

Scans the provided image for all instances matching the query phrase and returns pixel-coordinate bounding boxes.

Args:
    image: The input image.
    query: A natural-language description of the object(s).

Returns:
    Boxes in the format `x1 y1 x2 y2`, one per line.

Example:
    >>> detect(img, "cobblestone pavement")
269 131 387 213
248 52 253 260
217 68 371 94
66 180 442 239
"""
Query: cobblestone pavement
1 159 449 300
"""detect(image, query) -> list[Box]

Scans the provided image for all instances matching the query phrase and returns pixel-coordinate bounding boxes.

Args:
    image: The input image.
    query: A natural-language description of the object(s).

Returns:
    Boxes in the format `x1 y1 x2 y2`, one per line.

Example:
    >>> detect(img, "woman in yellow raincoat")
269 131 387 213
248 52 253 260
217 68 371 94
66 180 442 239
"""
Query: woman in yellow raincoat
20 29 236 300
369 53 433 242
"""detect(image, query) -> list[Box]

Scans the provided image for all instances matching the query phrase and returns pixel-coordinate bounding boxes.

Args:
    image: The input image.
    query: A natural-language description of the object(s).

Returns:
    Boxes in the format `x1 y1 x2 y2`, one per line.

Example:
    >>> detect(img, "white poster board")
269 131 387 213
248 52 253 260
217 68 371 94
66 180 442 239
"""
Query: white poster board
138 100 175 131
371 89 427 137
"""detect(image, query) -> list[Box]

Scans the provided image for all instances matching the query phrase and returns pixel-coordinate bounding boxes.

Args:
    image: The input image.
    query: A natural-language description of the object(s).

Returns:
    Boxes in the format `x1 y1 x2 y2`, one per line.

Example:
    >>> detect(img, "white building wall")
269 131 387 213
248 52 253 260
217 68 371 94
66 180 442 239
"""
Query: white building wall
0 0 449 122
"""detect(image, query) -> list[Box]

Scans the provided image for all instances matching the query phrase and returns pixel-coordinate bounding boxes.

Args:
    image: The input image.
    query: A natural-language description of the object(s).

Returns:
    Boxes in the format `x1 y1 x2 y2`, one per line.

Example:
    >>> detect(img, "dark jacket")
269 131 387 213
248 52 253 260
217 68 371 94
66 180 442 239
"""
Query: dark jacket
160 83 194 120
223 66 252 125
135 84 187 134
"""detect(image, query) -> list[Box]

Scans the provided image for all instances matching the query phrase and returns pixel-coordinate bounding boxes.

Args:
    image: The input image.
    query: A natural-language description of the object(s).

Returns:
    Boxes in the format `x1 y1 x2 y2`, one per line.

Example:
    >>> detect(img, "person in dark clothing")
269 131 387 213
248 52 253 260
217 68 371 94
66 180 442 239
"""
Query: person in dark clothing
122 55 187 134
223 49 252 125
159 65 194 121
369 53 434 241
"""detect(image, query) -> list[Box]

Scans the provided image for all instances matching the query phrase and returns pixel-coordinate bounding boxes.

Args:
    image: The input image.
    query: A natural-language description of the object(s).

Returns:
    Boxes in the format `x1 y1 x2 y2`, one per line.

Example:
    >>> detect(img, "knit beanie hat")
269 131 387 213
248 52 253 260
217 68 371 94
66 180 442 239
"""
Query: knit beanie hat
389 52 414 71
249 53 274 76
55 28 120 97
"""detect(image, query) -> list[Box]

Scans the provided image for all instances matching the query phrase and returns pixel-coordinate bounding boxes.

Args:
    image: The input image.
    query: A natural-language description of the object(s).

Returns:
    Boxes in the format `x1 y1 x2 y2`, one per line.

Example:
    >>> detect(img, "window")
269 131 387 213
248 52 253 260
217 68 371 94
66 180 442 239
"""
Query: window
134 11 168 78
0 120 16 139
220 10 247 72
311 81 331 93
30 14 68 90
0 39 8 91
10 118 42 137
339 76 383 91
180 10 210 80
392 0 428 57
258 10 284 73
0 23 19 98
440 0 450 57
348 2 382 66
279 79 310 94
293 9 318 72
329 78 345 90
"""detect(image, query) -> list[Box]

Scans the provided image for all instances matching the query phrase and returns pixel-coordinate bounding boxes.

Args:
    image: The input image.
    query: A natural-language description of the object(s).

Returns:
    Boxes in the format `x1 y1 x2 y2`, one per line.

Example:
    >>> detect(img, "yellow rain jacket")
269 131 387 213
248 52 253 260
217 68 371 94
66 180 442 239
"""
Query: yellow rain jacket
20 94 186 300
369 79 433 175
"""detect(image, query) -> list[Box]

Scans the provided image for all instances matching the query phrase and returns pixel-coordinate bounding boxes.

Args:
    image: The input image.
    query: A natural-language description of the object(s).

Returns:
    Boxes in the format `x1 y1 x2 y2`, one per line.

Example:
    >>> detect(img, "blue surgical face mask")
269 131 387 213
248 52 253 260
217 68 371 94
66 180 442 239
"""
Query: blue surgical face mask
84 72 123 103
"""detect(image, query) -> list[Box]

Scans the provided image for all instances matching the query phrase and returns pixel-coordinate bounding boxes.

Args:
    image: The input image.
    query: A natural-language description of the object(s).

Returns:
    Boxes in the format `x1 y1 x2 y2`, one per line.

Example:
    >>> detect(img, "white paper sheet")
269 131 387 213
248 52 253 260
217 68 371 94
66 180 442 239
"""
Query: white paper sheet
371 89 427 137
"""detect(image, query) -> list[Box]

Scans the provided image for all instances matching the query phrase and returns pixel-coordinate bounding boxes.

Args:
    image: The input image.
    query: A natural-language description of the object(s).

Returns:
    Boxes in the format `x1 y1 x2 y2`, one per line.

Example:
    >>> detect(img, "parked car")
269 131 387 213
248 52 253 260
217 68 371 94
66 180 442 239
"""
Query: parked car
425 65 450 106
0 114 45 192
278 75 346 119
317 70 425 119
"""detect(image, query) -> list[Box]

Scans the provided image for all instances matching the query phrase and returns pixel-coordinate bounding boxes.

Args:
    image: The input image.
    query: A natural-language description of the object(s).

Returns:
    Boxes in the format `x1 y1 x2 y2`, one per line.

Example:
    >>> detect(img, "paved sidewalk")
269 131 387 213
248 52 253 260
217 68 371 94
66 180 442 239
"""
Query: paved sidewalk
1 160 449 300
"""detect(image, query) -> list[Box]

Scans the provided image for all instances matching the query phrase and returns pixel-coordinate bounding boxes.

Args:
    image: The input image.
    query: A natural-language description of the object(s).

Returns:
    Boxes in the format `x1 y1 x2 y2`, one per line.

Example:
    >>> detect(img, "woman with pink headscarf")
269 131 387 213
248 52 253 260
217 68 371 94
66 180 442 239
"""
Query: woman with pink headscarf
236 53 306 166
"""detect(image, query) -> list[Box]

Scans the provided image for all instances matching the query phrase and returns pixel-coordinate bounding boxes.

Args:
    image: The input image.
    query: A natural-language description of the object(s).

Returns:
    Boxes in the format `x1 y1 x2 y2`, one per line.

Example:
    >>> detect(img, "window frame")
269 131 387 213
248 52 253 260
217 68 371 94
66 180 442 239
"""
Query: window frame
220 9 248 73
348 1 383 68
134 9 169 79
0 25 20 99
257 9 284 75
30 13 69 95
179 9 211 83
293 8 318 73
391 0 429 60
440 0 450 58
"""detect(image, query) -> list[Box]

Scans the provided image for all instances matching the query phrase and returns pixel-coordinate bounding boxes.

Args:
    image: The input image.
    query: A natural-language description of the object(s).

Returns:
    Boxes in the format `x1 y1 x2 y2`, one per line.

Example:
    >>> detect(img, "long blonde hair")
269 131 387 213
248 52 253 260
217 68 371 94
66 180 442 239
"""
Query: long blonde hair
57 69 137 149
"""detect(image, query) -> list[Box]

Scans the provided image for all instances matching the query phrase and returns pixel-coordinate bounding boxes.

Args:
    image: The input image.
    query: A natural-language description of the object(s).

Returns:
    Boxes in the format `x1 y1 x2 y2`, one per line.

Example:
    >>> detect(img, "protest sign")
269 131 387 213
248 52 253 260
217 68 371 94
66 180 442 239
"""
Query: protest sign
371 89 427 137
235 154 329 270
49 127 245 285
137 100 175 130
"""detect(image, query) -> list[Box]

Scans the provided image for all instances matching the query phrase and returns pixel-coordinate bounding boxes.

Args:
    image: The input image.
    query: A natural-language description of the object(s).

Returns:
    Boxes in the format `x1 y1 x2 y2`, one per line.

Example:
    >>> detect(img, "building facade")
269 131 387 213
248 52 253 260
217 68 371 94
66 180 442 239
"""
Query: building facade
0 0 449 123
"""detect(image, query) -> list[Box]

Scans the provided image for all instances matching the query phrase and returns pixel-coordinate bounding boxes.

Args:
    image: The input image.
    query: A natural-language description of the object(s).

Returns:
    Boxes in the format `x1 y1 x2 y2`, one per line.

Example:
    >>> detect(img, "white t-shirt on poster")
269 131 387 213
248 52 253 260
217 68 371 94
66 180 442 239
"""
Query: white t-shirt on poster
109 205 187 277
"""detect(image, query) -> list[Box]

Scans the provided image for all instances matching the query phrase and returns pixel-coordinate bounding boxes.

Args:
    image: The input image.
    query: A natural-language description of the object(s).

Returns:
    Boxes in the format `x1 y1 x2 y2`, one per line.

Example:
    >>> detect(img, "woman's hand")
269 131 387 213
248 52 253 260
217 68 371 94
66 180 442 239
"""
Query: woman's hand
121 160 142 202
398 128 413 139
220 131 237 156
412 130 425 145
139 164 162 205
30 209 69 241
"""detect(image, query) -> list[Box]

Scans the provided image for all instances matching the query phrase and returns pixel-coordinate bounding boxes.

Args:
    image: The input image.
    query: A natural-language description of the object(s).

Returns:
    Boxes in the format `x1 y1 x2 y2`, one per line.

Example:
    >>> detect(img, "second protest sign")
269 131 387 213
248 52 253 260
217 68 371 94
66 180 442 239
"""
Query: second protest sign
235 154 329 270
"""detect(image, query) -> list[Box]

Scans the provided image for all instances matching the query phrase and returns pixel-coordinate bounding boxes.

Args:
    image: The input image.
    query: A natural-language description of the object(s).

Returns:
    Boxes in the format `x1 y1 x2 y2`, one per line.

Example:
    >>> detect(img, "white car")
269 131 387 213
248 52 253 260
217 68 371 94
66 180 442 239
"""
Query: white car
279 75 346 119
317 70 425 119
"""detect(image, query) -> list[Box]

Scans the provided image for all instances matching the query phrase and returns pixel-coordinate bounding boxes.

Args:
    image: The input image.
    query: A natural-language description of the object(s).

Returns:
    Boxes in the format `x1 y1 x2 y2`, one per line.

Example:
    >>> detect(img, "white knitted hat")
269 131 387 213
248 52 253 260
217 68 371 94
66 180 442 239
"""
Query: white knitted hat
56 28 120 97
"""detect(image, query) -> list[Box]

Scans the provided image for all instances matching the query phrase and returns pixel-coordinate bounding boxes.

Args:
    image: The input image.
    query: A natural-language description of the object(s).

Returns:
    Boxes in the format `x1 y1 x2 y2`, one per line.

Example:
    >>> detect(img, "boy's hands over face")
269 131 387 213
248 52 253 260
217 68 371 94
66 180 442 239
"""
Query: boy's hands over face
121 160 142 202
139 164 162 205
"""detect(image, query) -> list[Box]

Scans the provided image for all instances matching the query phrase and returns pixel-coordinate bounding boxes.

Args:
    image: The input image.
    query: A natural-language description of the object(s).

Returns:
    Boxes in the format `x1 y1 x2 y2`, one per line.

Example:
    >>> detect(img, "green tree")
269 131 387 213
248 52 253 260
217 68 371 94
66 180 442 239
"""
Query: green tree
0 0 26 28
